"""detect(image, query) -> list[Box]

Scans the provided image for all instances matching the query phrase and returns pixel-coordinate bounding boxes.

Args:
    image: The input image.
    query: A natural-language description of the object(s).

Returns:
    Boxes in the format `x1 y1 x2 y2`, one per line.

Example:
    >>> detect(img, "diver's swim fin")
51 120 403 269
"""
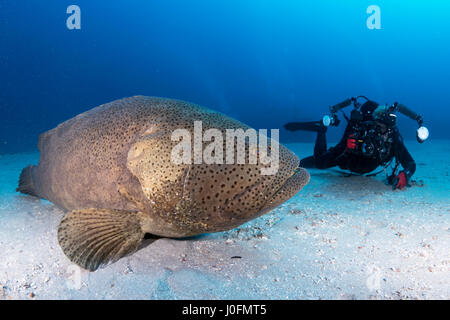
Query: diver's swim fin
300 155 316 169
284 121 327 132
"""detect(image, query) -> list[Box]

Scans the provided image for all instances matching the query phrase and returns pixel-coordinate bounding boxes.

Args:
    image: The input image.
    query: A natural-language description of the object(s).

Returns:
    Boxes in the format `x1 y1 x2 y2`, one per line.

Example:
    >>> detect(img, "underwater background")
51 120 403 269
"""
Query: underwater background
0 1 449 300
1 0 449 154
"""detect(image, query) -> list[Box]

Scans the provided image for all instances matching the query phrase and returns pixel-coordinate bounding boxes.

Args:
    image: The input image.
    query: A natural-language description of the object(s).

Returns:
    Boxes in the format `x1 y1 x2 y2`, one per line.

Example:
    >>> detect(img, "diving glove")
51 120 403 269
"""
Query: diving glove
392 171 409 190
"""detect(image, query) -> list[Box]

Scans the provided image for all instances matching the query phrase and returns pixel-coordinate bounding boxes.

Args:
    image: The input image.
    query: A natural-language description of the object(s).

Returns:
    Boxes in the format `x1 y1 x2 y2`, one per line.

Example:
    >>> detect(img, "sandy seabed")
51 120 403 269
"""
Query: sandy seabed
0 141 449 300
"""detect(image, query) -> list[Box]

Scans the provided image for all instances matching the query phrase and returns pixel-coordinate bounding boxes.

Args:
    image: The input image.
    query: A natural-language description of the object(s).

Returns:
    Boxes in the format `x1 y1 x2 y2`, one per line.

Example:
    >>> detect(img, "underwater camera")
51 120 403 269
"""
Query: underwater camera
322 97 429 144
347 120 393 160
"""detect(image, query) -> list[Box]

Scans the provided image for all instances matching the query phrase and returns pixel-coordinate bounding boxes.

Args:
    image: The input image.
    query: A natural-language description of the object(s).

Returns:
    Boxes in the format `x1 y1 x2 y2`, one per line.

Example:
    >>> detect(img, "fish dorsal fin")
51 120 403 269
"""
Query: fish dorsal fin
57 209 146 271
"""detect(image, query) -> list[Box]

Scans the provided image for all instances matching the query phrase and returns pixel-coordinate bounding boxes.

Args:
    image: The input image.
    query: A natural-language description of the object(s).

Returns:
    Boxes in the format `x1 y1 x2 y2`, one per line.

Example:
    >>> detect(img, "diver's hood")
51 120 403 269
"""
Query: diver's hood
360 100 379 121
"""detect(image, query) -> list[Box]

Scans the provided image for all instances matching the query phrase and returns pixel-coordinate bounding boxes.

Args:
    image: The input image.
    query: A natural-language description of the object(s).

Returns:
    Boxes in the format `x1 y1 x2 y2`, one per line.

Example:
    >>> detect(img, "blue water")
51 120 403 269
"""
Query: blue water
1 0 449 154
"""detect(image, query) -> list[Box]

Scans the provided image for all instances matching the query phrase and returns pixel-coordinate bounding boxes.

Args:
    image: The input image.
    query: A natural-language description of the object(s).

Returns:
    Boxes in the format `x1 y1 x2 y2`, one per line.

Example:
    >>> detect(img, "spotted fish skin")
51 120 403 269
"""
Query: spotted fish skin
17 96 309 270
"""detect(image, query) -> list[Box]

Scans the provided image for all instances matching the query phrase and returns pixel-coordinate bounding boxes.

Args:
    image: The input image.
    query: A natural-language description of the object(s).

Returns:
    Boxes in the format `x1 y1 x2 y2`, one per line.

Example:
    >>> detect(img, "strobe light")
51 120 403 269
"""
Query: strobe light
322 115 332 127
416 126 429 143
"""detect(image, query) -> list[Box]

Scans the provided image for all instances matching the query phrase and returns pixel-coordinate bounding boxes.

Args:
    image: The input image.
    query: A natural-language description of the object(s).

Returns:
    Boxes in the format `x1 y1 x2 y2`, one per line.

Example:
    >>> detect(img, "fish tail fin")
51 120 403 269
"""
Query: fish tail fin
57 209 147 271
16 165 39 197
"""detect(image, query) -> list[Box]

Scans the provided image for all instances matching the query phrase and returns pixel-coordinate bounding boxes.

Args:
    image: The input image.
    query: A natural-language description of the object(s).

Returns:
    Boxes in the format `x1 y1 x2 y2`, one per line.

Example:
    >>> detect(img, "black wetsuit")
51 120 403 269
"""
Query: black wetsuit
300 123 416 178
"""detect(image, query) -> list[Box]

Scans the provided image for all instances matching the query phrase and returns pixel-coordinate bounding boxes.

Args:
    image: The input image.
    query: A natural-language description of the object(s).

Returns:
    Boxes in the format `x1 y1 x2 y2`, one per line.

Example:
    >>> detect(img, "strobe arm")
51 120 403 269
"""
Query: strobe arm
394 103 423 126
323 97 355 127
392 102 428 143
329 97 355 114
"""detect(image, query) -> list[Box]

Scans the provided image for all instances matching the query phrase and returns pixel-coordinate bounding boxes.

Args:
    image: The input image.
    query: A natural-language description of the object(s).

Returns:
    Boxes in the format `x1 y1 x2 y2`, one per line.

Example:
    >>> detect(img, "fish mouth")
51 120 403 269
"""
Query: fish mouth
265 165 310 211
280 165 310 196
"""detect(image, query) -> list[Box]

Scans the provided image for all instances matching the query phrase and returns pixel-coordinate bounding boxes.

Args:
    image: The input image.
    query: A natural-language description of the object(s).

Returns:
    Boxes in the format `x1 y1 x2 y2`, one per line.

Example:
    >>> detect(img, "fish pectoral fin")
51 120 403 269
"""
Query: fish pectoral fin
57 208 146 271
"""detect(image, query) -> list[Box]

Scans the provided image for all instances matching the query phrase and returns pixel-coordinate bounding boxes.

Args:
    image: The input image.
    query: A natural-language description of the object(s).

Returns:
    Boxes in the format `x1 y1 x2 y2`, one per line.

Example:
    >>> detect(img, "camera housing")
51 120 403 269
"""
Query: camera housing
347 120 393 163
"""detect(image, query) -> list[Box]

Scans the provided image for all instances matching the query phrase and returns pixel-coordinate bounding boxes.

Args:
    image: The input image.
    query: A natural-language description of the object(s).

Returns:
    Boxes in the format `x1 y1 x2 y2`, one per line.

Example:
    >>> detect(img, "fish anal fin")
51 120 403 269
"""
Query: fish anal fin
57 209 146 271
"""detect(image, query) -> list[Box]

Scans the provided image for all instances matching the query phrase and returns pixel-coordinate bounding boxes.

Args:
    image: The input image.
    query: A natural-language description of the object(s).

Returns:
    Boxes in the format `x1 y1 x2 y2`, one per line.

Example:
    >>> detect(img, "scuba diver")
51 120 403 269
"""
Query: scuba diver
284 96 429 190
